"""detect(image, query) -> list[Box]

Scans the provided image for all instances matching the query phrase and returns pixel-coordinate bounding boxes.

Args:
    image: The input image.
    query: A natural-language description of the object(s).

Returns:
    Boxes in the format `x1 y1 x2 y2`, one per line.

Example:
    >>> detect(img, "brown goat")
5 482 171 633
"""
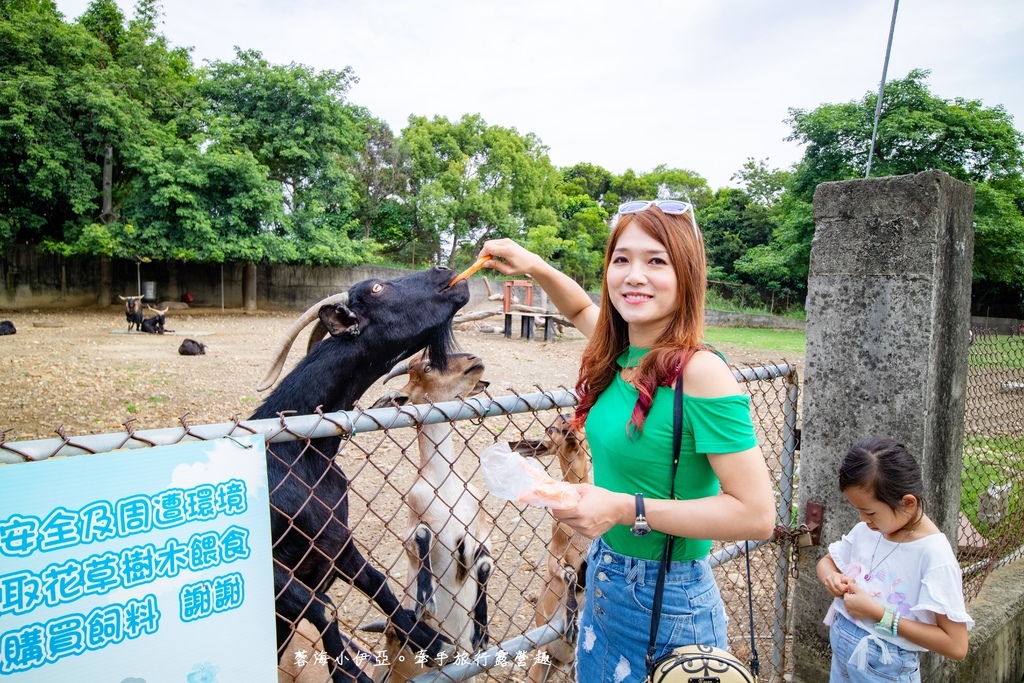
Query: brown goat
511 414 591 682
367 352 493 682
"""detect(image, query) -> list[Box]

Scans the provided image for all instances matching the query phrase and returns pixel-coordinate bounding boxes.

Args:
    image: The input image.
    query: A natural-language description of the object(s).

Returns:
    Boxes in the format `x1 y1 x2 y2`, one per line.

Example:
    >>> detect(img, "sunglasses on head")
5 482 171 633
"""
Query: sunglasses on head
616 199 700 236
618 199 693 216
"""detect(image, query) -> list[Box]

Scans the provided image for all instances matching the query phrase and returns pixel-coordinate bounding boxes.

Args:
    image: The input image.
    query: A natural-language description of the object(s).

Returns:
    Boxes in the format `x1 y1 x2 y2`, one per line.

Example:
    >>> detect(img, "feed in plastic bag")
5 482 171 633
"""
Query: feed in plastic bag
479 441 581 510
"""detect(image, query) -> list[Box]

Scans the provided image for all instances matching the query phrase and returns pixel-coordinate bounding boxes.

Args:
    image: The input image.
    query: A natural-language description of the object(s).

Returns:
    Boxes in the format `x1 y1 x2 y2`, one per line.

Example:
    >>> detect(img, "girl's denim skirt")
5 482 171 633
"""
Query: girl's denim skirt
829 611 921 683
575 537 729 683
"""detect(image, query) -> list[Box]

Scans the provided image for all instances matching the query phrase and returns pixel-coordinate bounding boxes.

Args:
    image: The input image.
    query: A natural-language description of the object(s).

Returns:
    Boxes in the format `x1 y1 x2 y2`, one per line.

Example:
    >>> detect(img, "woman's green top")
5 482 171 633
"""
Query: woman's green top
584 346 759 561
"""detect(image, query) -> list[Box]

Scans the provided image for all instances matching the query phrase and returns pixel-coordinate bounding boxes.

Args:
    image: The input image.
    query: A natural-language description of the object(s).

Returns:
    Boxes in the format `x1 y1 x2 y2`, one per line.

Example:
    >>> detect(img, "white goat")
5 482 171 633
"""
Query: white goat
511 414 591 683
367 351 494 682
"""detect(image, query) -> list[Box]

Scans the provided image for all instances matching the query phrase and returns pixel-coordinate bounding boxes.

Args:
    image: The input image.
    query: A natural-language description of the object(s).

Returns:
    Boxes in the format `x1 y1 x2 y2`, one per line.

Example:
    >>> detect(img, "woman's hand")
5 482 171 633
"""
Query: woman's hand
552 485 631 539
841 582 884 622
479 239 544 278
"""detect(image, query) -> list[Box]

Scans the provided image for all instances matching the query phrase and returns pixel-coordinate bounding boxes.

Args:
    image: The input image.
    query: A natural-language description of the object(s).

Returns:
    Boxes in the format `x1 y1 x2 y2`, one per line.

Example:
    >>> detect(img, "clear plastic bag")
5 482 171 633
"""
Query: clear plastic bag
479 441 582 510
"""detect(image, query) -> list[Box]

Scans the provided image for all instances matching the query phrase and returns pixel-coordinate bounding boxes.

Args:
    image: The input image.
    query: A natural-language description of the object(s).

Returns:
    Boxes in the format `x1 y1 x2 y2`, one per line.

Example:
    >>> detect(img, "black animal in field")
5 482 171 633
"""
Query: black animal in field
178 339 207 355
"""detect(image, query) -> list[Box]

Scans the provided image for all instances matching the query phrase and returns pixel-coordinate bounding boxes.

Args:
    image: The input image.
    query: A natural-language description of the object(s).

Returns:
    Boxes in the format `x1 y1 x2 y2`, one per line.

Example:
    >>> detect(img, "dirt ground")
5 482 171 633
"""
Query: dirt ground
0 306 795 444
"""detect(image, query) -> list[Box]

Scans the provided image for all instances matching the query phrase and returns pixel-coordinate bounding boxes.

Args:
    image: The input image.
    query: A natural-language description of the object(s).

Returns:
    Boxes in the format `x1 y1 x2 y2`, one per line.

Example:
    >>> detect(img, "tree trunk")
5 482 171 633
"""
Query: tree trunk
242 262 257 311
98 257 112 308
98 144 114 307
101 145 114 224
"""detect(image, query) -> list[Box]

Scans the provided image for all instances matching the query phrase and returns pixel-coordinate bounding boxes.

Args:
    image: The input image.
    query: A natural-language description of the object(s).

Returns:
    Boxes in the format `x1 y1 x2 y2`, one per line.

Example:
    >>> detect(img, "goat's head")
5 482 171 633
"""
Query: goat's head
370 352 489 408
509 413 589 482
119 295 142 312
256 266 471 393
510 414 579 456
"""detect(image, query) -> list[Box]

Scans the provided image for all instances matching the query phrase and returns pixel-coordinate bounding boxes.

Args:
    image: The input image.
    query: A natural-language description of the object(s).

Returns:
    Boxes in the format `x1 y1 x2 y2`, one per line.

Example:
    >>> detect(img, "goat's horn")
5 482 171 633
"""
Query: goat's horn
382 361 411 385
256 292 349 392
359 620 387 633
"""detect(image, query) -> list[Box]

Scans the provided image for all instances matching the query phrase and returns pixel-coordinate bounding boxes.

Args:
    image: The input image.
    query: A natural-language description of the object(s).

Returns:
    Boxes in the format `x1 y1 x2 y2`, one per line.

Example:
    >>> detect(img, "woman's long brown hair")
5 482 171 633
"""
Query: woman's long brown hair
572 206 707 434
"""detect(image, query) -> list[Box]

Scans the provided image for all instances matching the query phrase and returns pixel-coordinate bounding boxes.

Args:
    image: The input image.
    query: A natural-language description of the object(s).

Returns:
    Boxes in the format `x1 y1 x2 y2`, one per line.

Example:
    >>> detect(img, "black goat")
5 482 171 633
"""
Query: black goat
141 306 167 334
252 266 469 683
178 338 207 355
119 295 144 331
0 321 15 335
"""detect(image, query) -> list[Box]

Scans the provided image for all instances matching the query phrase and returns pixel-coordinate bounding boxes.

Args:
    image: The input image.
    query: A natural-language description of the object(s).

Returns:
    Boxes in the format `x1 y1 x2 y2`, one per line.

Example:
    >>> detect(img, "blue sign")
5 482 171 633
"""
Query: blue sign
0 435 277 682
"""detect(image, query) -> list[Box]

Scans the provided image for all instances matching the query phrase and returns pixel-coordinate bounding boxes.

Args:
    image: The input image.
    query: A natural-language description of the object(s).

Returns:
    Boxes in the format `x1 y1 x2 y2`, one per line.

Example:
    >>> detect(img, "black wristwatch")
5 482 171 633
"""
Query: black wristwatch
632 493 651 536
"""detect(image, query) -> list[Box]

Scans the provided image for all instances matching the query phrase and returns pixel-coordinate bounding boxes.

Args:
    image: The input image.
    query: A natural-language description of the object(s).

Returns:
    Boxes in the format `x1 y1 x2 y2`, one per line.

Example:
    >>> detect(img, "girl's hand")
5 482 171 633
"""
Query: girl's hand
479 239 543 278
552 485 630 539
822 571 853 599
842 582 884 622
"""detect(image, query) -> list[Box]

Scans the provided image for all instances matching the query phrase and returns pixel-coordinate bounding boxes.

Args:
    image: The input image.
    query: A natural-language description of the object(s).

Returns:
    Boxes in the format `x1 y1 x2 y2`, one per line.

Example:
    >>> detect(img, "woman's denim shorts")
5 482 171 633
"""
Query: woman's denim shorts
574 537 729 683
829 611 921 683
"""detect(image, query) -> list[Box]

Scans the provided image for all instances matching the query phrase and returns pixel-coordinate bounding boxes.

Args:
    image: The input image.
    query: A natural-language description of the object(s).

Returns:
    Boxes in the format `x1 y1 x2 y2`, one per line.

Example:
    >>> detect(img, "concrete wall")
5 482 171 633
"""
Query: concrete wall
0 253 497 312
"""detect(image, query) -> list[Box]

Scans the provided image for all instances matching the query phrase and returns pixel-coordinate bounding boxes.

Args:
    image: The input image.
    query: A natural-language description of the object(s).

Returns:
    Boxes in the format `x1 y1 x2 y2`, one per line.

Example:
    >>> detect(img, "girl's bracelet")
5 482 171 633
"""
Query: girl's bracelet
874 606 896 636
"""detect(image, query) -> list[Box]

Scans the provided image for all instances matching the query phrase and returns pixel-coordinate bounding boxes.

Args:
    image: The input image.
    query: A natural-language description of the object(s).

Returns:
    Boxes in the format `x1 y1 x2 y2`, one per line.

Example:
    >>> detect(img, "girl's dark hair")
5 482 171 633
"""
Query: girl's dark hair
839 436 926 512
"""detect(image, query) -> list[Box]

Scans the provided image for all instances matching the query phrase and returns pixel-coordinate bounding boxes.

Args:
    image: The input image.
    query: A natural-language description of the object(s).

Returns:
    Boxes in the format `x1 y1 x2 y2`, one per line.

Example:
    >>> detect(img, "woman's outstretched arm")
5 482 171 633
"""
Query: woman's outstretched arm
479 239 599 337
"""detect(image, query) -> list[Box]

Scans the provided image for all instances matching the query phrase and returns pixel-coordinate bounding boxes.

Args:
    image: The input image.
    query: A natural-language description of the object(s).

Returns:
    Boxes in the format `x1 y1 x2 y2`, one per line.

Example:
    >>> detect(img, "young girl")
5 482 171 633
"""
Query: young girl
817 437 972 682
478 201 776 682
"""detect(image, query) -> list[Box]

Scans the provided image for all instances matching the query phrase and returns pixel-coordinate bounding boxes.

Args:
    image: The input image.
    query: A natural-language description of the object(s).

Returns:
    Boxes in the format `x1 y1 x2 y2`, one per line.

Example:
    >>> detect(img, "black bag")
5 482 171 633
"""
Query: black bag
645 371 759 683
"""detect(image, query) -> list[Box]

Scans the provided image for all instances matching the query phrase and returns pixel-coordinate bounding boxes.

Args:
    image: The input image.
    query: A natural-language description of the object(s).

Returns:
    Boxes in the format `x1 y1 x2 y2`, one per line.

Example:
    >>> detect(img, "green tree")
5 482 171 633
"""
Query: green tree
731 157 791 207
0 2 117 248
699 187 773 281
562 162 613 201
740 70 1024 309
198 48 377 266
401 113 562 267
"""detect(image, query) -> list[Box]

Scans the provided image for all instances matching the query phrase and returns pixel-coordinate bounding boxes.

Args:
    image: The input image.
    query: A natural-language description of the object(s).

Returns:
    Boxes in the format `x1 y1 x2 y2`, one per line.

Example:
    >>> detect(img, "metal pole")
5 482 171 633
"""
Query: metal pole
866 0 900 178
772 371 801 677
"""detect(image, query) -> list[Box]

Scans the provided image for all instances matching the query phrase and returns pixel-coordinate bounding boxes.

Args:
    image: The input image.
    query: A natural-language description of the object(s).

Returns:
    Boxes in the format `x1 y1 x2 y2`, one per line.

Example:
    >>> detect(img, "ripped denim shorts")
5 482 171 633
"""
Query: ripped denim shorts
575 537 729 683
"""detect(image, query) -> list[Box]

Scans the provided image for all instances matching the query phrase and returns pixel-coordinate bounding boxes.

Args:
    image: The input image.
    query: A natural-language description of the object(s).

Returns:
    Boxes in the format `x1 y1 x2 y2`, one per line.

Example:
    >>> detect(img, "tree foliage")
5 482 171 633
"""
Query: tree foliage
2 7 1022 313
739 70 1024 311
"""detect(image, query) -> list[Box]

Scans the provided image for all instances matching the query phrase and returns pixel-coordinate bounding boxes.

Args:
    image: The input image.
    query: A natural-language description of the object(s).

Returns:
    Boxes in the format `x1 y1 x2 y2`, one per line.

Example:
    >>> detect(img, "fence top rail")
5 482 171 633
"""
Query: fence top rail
0 363 796 464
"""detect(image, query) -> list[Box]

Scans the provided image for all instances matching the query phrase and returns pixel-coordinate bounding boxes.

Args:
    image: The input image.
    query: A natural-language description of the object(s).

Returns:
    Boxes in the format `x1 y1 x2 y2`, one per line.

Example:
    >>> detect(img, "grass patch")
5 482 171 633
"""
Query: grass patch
706 289 806 320
705 327 806 355
147 396 168 404
968 335 1024 369
960 437 1024 536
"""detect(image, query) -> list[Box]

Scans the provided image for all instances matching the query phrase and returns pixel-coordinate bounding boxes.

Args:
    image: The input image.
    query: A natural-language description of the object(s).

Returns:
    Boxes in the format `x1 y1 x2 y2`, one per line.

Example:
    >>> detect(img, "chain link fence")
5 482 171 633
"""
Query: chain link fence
960 329 1024 601
1 364 799 682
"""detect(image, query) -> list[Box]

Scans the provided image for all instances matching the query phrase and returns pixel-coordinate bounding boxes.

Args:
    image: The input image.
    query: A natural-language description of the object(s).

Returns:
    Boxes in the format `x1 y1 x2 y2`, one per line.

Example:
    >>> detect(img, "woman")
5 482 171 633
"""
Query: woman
479 200 776 682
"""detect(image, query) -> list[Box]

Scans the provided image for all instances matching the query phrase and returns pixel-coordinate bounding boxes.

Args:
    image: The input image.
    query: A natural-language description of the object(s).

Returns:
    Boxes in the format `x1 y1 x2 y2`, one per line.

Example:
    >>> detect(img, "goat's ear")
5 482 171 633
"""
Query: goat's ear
369 391 410 409
509 438 549 457
318 304 359 338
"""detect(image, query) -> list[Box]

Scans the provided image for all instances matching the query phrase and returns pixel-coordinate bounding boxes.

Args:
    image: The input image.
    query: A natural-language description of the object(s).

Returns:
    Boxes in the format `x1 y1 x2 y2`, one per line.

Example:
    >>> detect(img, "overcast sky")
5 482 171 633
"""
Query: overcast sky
54 0 1024 190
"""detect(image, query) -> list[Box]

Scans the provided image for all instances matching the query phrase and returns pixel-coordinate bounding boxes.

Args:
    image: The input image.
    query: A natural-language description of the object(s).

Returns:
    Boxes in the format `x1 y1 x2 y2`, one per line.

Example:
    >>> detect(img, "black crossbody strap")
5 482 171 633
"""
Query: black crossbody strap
645 364 760 680
645 373 683 676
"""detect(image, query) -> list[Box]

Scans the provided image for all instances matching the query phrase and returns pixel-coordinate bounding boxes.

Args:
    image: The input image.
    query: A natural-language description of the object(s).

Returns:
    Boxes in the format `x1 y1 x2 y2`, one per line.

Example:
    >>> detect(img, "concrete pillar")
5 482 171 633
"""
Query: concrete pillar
98 257 112 308
243 262 258 311
792 171 975 682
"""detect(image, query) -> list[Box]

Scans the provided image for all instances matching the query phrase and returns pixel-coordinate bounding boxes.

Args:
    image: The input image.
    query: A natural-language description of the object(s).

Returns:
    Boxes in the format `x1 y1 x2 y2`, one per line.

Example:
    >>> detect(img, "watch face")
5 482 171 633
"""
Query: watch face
632 520 651 536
